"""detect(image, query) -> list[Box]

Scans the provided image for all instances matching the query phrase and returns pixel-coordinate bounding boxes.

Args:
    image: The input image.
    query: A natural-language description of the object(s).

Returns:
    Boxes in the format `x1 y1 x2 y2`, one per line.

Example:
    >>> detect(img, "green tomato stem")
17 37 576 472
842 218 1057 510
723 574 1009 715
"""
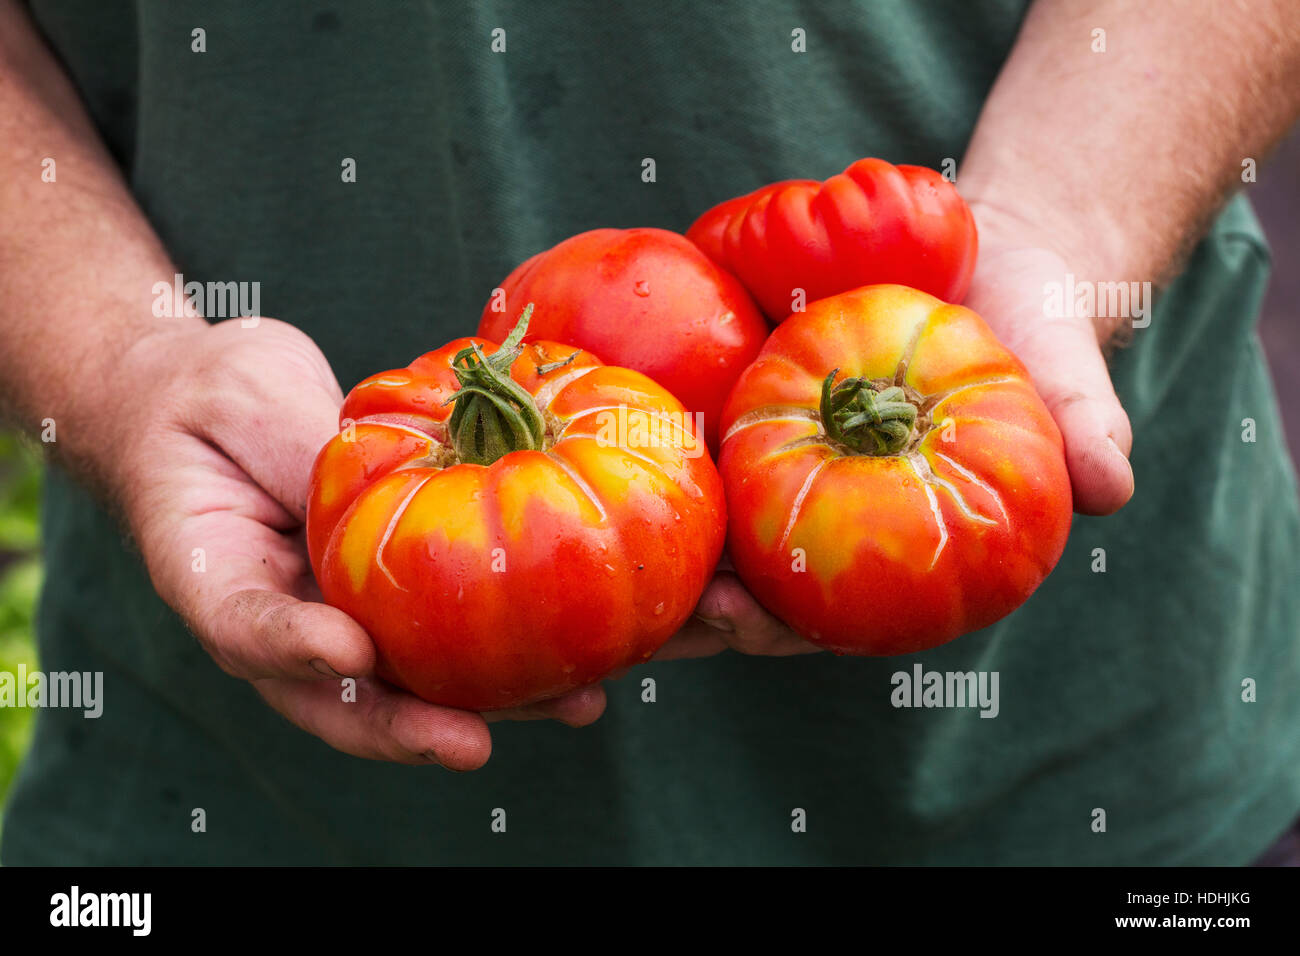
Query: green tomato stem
820 369 919 456
445 305 548 465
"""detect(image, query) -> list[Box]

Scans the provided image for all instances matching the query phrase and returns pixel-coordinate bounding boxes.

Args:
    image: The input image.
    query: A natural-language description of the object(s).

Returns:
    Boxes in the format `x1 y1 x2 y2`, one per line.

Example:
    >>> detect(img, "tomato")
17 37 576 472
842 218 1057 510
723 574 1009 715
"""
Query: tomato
719 285 1071 655
687 158 978 321
479 227 768 451
307 310 726 710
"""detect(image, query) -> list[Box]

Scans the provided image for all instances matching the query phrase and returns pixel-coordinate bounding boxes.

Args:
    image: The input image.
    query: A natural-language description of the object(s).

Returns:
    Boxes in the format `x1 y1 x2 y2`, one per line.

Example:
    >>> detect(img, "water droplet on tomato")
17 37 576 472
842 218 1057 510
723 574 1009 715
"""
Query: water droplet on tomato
633 280 650 297
653 602 665 615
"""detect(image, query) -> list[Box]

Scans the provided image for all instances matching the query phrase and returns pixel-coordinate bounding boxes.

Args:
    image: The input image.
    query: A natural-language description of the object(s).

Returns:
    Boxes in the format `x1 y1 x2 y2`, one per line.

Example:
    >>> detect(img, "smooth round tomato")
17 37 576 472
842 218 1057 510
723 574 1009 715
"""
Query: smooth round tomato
478 227 769 452
688 158 978 320
307 311 726 710
719 285 1071 655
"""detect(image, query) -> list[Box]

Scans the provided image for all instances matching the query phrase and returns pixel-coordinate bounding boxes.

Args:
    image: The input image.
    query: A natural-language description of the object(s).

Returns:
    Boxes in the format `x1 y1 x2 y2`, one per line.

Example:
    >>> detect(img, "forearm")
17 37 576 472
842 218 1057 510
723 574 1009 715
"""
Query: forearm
0 0 203 488
960 0 1300 321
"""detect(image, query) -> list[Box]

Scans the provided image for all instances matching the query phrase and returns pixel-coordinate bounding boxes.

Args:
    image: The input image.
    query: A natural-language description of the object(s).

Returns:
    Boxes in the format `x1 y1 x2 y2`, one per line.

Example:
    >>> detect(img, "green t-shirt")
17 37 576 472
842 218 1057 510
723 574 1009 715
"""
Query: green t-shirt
5 0 1298 865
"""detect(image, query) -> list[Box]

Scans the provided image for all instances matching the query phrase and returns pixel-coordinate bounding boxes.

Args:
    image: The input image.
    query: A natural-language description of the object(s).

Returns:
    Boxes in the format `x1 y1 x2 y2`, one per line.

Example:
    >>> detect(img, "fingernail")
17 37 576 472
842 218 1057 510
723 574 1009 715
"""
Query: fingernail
694 614 734 632
424 751 465 772
310 658 343 678
1107 437 1134 469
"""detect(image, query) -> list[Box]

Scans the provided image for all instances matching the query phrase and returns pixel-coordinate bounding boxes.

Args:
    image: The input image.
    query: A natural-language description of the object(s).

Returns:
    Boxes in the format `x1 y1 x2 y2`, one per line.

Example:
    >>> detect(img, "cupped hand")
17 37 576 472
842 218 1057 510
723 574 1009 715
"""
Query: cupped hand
963 202 1135 516
653 203 1136 660
107 317 604 770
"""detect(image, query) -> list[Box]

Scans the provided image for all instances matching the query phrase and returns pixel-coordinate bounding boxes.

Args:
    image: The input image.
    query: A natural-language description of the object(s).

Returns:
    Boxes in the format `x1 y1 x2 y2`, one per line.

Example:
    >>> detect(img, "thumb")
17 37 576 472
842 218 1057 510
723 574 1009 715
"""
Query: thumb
964 242 1135 516
1003 311 1135 515
1046 388 1134 517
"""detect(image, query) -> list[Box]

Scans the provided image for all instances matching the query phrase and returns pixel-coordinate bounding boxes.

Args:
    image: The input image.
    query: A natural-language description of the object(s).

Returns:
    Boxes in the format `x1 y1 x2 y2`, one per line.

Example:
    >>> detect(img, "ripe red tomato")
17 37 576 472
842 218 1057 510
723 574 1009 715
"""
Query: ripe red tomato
688 158 977 321
479 228 768 451
307 311 726 710
719 285 1071 655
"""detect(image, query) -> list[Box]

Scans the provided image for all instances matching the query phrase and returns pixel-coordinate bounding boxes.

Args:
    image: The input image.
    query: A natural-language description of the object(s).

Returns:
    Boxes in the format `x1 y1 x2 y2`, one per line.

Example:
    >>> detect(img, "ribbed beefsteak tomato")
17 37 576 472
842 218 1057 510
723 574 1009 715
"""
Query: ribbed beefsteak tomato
688 158 977 321
479 228 768 451
307 310 726 710
719 285 1071 655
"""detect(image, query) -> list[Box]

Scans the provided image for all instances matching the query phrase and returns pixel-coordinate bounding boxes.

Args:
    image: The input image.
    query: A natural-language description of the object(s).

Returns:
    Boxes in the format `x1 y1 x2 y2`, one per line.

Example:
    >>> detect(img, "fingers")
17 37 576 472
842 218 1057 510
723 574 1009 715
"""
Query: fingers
1009 314 1135 515
199 586 378 682
653 623 731 661
256 676 492 769
657 571 820 659
483 683 607 727
136 483 380 684
965 242 1137 516
1045 391 1135 515
258 677 607 769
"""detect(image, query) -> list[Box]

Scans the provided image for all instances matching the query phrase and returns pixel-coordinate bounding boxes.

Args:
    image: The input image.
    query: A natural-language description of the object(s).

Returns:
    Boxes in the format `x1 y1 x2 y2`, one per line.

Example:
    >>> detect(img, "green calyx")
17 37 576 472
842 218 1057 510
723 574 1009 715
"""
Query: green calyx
445 304 563 465
820 369 919 456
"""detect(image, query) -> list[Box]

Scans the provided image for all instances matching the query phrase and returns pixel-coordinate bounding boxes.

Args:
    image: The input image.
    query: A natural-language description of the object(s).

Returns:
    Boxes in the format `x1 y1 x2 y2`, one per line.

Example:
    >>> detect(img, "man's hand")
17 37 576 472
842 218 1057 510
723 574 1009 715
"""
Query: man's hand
961 204 1135 516
654 568 818 661
653 208 1137 660
0 0 602 766
106 317 604 770
662 0 1300 657
953 0 1300 517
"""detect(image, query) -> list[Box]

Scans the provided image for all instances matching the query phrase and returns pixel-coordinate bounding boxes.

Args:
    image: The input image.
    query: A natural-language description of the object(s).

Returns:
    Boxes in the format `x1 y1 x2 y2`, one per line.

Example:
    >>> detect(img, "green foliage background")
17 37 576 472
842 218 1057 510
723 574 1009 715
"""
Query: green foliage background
0 432 42 843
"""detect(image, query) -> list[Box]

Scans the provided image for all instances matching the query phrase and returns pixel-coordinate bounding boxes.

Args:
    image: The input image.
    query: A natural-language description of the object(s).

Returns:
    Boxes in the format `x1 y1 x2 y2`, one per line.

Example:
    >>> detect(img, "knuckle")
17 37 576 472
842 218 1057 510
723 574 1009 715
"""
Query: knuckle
1043 389 1089 416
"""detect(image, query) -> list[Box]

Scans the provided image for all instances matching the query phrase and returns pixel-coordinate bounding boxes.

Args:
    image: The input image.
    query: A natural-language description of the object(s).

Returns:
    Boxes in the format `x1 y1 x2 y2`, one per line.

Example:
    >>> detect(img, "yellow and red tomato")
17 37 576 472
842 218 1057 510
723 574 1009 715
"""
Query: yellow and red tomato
307 311 726 710
719 285 1071 655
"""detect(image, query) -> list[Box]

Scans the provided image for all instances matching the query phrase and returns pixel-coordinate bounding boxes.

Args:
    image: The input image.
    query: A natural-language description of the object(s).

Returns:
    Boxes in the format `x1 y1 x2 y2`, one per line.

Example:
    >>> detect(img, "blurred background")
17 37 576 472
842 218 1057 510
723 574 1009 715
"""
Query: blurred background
0 432 41 844
0 131 1296 838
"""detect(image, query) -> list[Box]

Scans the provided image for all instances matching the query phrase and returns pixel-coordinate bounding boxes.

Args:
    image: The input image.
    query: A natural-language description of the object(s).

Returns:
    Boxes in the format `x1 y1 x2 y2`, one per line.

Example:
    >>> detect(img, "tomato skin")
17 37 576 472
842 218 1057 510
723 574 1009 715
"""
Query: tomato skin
688 158 978 321
478 228 769 451
719 285 1071 655
307 336 726 710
